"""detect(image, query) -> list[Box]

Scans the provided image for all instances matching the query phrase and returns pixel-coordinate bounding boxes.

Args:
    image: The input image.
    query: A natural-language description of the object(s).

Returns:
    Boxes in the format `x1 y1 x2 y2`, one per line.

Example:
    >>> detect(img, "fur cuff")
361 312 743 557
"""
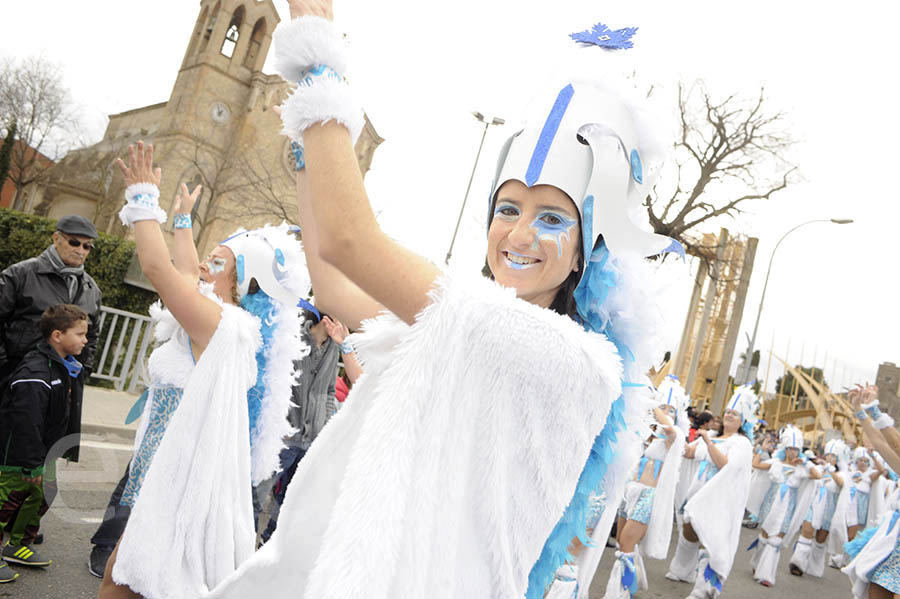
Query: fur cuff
119 183 167 226
279 75 364 145
274 16 349 83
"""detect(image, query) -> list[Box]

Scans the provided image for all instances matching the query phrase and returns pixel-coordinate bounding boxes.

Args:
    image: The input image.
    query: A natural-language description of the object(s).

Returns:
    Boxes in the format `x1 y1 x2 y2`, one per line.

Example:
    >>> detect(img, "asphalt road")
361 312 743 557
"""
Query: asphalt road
6 436 856 598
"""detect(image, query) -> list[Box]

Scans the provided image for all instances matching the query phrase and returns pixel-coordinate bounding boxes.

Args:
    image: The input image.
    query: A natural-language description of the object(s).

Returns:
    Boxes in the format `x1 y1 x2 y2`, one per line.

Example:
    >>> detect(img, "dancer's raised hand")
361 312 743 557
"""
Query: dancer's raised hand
286 0 333 20
173 183 202 215
116 140 161 187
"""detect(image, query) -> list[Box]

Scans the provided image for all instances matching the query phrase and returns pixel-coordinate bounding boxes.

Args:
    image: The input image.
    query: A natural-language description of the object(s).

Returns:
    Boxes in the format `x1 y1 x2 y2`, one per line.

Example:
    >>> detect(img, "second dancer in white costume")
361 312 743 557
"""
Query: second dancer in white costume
666 385 756 599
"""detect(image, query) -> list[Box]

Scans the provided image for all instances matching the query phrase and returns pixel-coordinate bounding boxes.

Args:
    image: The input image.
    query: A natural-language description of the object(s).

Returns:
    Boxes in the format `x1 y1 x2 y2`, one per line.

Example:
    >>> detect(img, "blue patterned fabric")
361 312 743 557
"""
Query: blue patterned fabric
617 486 656 525
868 533 900 593
586 492 606 529
778 486 799 534
121 386 184 507
630 487 656 524
757 484 777 524
857 491 871 526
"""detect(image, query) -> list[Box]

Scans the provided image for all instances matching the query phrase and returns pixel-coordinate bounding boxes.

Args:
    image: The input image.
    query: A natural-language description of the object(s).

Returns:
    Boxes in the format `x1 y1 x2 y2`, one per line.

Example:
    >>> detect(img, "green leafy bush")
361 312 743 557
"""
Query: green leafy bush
0 208 157 314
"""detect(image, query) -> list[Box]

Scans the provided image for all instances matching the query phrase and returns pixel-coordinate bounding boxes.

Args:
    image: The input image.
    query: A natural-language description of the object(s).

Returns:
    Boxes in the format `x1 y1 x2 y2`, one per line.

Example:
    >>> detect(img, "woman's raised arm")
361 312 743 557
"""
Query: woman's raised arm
171 182 202 283
117 143 223 351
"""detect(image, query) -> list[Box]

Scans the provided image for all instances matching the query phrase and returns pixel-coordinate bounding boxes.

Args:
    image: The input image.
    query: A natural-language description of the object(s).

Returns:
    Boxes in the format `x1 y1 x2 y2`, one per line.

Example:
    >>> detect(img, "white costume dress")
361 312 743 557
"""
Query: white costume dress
113 298 268 597
207 272 639 599
751 456 818 586
666 434 752 597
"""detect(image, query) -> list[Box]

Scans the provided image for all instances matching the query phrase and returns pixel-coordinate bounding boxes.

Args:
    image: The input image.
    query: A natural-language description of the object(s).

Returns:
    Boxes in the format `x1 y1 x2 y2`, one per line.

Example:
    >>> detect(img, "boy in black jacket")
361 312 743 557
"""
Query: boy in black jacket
0 304 88 581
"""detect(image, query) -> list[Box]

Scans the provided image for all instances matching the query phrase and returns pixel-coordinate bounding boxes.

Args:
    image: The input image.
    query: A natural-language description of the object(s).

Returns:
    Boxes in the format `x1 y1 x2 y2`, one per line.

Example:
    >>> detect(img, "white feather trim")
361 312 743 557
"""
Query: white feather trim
273 16 350 83
249 298 307 485
279 76 364 146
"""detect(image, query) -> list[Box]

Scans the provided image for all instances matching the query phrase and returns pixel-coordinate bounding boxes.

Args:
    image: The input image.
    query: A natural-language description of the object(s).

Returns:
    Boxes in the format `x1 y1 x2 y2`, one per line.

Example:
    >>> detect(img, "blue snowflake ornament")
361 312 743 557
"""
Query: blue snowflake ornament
570 22 638 50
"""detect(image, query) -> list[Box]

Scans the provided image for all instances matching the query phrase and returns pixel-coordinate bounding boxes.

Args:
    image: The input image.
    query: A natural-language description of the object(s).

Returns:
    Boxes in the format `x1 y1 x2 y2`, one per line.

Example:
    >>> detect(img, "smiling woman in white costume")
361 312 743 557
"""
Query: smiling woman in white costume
204 2 684 599
665 385 756 599
98 144 310 599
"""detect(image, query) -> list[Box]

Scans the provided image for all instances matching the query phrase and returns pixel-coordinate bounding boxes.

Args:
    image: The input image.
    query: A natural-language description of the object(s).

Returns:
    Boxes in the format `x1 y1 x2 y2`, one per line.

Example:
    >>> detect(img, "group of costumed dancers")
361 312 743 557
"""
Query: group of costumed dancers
88 1 900 598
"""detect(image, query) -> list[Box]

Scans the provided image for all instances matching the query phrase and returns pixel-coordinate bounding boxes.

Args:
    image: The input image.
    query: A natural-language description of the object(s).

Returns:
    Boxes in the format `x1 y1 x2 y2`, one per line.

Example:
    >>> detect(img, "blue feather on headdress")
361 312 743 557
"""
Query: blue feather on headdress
570 22 638 50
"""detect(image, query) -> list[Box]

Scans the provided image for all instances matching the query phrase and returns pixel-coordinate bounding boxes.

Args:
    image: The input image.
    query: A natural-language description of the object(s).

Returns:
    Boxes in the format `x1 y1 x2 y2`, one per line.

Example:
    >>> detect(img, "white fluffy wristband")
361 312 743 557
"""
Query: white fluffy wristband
279 72 364 145
118 183 167 227
274 17 363 145
273 17 349 83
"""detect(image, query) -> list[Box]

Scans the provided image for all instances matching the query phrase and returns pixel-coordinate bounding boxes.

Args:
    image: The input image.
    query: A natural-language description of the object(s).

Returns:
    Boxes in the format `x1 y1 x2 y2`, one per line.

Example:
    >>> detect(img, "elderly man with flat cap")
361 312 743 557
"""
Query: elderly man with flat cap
0 214 102 459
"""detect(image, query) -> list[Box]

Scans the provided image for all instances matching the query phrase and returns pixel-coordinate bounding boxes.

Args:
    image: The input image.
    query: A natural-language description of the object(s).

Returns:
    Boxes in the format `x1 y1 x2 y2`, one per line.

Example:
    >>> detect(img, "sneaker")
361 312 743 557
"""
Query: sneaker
1 543 51 567
0 559 17 583
88 545 113 578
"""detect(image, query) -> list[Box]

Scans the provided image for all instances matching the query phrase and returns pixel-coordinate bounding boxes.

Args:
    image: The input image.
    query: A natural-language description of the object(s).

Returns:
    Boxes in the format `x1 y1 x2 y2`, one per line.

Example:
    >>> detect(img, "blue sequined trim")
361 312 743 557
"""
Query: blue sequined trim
120 386 184 507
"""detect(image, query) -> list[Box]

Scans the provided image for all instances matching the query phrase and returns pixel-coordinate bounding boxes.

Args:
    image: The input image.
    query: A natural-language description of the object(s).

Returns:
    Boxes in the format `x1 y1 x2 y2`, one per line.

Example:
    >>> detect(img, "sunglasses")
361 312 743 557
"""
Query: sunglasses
59 232 95 251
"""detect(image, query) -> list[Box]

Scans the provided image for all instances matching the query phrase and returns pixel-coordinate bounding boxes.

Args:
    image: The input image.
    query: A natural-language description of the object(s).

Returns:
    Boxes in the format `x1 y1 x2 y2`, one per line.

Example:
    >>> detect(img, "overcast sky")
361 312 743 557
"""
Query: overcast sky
3 0 897 393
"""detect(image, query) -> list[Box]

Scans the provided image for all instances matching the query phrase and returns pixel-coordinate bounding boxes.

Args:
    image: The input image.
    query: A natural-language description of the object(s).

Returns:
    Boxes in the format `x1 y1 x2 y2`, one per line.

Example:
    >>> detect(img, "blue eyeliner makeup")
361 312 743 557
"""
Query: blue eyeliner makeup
529 212 577 256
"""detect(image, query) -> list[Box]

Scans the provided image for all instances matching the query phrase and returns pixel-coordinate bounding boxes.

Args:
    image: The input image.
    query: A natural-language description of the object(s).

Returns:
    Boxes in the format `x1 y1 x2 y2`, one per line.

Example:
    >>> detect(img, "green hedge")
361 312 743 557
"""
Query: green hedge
0 208 157 315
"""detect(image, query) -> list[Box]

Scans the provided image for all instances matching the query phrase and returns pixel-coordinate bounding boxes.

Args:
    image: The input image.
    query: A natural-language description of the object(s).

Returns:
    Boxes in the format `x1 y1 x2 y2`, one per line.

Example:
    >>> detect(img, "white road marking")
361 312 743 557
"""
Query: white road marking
80 517 104 524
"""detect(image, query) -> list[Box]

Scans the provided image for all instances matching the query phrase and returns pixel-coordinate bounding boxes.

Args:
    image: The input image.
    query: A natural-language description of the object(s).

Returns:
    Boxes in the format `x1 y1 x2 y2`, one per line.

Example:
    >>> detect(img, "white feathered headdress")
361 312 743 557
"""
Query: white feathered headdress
725 383 761 439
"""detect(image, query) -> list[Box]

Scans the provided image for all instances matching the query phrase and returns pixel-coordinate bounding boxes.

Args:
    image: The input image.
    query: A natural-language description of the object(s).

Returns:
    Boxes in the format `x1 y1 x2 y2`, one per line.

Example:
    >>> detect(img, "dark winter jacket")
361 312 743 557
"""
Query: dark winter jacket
0 341 83 476
0 246 102 376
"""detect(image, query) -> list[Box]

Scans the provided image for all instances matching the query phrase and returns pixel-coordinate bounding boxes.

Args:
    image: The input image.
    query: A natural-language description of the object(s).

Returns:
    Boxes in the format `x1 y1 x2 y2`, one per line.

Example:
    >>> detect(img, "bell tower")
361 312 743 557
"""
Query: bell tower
163 0 279 147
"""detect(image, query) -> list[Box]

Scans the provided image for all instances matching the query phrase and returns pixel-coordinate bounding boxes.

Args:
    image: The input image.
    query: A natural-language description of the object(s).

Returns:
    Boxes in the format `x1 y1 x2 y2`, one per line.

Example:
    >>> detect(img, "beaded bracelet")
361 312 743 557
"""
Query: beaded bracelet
290 141 306 171
856 409 869 421
173 213 192 230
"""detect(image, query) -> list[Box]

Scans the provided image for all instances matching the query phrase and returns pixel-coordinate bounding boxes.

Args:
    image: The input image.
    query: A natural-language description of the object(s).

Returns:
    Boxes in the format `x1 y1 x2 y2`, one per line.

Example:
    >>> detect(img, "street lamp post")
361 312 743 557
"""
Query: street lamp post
740 218 854 384
445 112 505 265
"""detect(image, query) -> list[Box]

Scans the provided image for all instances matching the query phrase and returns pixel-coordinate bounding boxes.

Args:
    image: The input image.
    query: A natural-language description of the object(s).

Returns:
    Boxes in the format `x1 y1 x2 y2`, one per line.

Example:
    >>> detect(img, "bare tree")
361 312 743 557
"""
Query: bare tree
0 56 80 211
646 82 798 257
176 138 297 249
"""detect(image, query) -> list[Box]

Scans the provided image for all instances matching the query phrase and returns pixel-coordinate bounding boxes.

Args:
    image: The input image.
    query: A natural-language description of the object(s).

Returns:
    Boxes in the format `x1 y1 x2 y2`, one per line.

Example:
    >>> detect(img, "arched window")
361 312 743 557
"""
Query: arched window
242 18 267 69
187 6 209 57
220 6 245 59
199 1 221 53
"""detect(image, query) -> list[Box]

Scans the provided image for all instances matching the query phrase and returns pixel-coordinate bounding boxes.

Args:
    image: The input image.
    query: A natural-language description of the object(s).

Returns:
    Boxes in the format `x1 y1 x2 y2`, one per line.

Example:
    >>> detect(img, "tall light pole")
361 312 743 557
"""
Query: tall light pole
445 112 505 265
741 218 854 384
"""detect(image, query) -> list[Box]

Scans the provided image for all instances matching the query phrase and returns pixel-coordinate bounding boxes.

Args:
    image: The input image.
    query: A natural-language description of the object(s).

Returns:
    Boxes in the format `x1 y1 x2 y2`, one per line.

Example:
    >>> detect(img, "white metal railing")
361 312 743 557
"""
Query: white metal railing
90 306 153 393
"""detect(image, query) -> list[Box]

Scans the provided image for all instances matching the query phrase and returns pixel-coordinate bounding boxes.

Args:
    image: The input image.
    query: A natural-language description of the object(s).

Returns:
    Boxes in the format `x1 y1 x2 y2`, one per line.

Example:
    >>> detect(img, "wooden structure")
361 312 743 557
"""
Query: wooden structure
762 354 861 445
672 228 759 413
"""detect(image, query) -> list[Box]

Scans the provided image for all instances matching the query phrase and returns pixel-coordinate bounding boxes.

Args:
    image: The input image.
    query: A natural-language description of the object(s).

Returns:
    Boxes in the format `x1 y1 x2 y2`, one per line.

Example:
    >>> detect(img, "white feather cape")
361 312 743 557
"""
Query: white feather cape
206 272 626 599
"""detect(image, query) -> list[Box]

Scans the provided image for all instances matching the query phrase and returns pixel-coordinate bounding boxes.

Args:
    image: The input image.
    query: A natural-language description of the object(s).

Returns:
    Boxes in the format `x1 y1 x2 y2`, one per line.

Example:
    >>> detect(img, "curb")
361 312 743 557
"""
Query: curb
81 423 136 443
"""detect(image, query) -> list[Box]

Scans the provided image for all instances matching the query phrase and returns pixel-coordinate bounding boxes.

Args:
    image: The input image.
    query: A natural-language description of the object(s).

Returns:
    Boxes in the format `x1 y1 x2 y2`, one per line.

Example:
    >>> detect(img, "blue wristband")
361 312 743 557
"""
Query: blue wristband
339 341 353 354
290 141 306 171
173 213 192 229
866 405 884 420
856 409 869 421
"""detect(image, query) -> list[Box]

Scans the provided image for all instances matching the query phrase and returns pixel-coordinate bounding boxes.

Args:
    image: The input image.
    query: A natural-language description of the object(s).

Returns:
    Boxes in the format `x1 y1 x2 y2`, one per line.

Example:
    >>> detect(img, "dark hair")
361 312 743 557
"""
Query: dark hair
40 304 88 340
695 411 714 427
302 308 326 324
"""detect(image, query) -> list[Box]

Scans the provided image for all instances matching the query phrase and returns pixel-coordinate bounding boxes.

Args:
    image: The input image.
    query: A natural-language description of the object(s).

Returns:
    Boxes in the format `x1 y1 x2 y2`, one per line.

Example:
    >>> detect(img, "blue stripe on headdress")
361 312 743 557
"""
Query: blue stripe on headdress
525 84 574 186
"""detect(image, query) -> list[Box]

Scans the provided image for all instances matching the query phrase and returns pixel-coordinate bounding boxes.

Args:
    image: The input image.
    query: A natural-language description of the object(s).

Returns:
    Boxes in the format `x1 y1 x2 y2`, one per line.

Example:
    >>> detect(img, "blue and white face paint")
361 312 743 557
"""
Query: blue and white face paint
205 257 227 276
529 211 578 257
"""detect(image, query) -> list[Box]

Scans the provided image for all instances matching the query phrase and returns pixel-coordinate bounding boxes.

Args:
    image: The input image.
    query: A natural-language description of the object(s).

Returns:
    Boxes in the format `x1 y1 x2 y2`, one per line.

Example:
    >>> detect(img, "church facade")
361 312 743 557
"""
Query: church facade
34 0 382 256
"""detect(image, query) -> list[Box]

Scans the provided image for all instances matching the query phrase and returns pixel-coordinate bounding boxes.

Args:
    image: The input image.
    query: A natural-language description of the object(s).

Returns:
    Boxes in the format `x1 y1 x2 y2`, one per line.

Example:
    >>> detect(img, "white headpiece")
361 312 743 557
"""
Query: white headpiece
779 425 804 450
852 447 871 464
824 439 850 462
220 224 308 307
725 384 761 428
488 81 681 282
654 374 689 412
